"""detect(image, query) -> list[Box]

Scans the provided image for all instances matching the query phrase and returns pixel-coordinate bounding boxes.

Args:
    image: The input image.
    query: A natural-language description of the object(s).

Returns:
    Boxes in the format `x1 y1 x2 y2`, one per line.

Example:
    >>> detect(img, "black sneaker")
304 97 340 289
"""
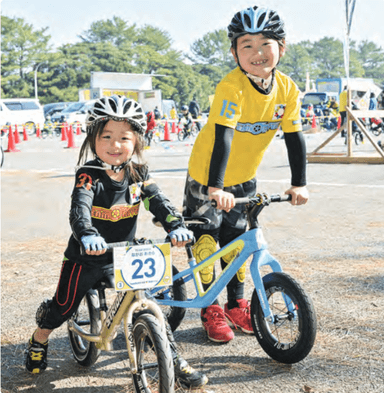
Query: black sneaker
174 356 208 389
25 337 48 374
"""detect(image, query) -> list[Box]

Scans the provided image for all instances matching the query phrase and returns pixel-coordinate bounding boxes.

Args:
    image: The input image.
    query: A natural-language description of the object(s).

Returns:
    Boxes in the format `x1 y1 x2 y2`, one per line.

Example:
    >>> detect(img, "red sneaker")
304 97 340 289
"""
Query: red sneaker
201 305 234 343
224 299 253 334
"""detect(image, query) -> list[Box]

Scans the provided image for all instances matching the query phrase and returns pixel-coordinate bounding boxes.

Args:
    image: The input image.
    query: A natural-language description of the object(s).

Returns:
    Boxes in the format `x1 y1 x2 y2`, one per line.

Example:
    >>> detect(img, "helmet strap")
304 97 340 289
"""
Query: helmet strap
95 155 129 173
245 72 272 90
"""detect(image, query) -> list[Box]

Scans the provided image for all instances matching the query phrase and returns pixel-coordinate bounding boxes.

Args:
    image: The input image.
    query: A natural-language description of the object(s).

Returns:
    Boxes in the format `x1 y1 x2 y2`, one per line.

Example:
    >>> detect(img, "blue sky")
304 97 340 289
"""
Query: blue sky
2 0 384 53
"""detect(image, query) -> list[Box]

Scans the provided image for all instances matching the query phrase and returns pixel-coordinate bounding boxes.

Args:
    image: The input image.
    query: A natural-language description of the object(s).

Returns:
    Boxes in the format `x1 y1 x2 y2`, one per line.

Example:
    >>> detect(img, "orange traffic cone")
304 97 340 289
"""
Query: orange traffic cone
311 115 317 129
36 123 41 138
163 121 170 141
14 124 21 144
66 124 76 148
76 123 81 135
5 125 20 152
171 122 176 134
337 116 341 129
61 123 67 141
23 125 28 141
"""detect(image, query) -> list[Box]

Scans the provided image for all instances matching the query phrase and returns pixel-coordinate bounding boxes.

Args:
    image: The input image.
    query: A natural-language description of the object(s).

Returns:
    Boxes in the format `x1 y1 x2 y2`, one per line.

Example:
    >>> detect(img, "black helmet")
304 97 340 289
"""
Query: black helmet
228 6 286 43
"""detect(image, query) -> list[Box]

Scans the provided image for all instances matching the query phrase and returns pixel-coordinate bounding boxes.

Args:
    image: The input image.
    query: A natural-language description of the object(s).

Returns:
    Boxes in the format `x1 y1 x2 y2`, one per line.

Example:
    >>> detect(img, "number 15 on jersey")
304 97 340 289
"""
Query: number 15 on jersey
114 243 172 291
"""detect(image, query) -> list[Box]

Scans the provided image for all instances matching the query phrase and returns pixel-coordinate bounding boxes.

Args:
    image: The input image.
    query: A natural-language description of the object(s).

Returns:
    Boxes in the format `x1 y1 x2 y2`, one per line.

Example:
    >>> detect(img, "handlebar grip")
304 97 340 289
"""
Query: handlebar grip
210 197 250 208
270 194 292 202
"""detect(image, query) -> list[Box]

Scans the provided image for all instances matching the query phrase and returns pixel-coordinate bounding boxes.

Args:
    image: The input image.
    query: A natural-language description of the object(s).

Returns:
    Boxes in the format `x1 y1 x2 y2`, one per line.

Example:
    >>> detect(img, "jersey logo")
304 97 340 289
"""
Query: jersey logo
76 173 92 190
91 204 140 222
272 104 286 120
236 121 281 136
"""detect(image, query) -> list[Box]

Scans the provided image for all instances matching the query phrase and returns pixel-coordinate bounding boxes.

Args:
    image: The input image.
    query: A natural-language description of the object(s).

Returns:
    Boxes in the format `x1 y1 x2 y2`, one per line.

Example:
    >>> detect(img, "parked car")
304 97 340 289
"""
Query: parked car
0 98 45 134
43 102 74 119
301 92 338 117
51 100 96 131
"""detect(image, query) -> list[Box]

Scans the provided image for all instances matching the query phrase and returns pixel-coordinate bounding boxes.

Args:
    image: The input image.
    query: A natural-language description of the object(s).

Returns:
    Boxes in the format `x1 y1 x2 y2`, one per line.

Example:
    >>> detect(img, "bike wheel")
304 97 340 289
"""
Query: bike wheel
152 265 187 332
67 289 101 366
177 130 185 141
251 272 317 364
191 124 198 137
0 146 4 168
131 313 174 393
355 132 363 145
372 128 381 136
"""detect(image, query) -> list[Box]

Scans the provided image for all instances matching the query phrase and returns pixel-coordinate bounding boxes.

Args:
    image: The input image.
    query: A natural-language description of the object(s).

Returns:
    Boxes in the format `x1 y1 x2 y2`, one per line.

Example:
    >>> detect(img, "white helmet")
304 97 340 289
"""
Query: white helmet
86 95 147 134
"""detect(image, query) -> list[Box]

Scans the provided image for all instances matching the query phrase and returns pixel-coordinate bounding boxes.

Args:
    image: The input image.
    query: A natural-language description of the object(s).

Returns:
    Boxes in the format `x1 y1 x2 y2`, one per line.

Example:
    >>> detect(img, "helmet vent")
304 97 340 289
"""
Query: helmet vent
109 98 117 113
243 14 251 29
257 13 266 28
123 101 132 114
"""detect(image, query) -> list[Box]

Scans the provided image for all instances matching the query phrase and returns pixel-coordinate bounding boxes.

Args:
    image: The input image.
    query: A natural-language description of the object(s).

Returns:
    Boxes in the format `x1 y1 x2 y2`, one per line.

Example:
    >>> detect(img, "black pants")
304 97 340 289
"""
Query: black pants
183 174 257 304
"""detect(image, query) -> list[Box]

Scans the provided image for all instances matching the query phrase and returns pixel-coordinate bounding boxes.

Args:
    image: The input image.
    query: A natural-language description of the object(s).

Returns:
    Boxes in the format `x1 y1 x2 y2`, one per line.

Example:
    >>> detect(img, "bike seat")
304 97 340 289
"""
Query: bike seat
92 271 115 290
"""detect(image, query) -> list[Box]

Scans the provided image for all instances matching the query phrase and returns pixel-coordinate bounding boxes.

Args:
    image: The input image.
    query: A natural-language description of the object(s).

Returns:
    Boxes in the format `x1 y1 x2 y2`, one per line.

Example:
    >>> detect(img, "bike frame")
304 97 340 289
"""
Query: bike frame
151 227 295 323
67 288 167 373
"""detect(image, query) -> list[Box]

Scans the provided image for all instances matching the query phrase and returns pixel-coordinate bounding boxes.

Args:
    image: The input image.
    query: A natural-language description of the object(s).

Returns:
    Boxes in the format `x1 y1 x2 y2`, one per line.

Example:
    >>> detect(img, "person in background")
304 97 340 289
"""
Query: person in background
339 86 348 137
170 106 177 120
189 97 201 131
154 106 161 120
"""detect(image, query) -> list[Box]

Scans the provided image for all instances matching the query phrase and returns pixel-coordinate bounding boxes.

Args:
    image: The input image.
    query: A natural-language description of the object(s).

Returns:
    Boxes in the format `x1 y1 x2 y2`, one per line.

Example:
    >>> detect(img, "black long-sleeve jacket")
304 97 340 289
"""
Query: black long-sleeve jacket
64 159 184 266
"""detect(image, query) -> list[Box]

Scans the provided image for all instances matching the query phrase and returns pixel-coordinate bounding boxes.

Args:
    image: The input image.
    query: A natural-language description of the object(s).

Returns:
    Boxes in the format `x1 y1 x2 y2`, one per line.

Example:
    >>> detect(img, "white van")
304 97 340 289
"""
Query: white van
0 98 45 134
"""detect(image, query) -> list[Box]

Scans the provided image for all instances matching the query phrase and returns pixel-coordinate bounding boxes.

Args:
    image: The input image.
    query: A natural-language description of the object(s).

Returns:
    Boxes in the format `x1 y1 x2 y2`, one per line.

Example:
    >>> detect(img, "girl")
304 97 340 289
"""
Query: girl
184 6 308 343
25 95 207 389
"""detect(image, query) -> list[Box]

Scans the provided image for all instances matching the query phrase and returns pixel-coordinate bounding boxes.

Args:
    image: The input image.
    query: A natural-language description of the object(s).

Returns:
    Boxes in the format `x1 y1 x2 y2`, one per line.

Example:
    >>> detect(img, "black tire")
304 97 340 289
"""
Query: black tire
0 146 4 168
177 129 185 141
371 127 381 136
131 313 174 393
251 272 317 364
41 130 48 139
191 124 198 136
152 265 187 332
67 289 101 366
354 132 363 145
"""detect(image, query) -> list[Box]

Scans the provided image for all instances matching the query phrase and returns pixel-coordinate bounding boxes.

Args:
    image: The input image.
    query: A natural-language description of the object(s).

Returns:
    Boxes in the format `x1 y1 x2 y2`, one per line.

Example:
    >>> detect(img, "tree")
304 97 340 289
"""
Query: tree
279 42 313 90
190 29 234 67
136 25 172 52
357 40 384 84
1 15 52 98
79 16 137 47
189 29 236 93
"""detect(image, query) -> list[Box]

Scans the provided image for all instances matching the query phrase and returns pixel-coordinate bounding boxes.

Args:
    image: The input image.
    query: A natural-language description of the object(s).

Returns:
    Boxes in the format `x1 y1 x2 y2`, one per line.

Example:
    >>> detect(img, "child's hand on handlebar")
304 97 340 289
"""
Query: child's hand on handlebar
208 187 235 212
284 186 309 206
81 235 108 255
169 227 194 247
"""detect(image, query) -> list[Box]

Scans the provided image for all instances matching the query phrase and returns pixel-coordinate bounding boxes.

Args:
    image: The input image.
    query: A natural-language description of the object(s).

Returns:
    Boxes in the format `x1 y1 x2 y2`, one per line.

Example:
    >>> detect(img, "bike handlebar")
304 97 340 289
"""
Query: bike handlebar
210 193 292 207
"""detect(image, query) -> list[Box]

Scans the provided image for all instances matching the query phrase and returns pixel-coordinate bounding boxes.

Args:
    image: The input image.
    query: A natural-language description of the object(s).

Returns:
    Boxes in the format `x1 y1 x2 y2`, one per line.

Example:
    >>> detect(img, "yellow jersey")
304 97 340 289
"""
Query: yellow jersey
188 67 302 187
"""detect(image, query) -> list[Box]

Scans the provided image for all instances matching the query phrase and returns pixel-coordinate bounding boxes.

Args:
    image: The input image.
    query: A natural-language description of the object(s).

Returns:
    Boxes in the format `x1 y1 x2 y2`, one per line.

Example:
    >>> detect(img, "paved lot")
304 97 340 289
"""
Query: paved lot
1 131 384 393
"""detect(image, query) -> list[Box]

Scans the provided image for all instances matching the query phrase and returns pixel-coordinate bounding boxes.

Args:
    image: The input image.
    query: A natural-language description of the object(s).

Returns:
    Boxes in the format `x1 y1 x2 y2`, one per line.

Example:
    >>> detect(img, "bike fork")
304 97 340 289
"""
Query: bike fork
249 250 295 323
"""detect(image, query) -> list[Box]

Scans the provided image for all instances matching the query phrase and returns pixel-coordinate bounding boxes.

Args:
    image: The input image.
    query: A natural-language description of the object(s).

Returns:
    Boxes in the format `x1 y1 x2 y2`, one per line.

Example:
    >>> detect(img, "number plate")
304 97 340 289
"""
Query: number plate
113 243 172 291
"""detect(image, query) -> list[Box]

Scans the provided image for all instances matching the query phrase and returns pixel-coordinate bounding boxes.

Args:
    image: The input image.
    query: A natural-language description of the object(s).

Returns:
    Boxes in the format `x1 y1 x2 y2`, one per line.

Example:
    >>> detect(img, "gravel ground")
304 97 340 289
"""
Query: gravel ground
1 131 384 392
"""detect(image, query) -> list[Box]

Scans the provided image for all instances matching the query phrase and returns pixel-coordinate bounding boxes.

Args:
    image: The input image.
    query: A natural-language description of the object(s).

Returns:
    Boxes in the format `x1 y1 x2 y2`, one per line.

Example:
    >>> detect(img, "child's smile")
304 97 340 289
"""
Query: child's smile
232 33 284 80
95 120 137 167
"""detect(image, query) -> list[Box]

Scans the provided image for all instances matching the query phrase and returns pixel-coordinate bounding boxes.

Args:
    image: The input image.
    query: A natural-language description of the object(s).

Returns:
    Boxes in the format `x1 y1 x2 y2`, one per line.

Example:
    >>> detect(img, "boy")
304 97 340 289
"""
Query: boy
183 6 308 343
